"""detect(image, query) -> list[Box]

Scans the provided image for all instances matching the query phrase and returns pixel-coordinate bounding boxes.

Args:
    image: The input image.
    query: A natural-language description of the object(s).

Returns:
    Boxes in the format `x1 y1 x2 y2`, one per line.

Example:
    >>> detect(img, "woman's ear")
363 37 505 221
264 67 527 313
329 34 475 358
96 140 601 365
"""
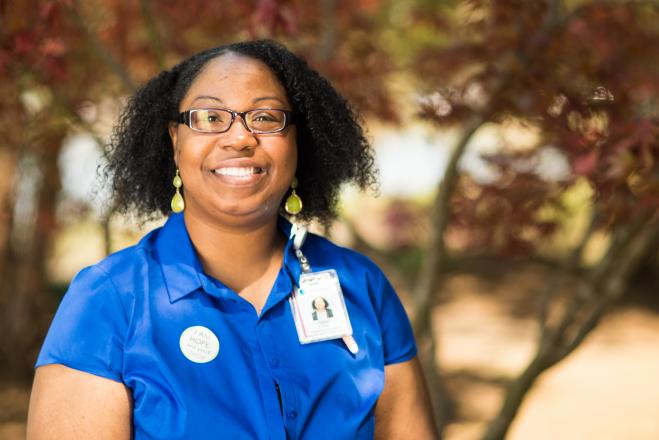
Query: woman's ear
168 122 178 147
168 122 179 164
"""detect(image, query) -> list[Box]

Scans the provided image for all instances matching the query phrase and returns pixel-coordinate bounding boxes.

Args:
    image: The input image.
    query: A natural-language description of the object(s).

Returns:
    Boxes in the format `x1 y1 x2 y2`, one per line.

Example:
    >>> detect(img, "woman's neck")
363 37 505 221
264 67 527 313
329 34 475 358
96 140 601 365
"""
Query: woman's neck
183 212 285 294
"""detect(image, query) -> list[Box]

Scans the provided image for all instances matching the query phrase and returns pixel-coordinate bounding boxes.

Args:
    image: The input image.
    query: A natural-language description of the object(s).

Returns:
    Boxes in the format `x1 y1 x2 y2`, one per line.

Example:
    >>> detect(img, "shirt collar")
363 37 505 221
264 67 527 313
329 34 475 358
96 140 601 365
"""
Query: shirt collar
155 213 301 304
155 213 204 303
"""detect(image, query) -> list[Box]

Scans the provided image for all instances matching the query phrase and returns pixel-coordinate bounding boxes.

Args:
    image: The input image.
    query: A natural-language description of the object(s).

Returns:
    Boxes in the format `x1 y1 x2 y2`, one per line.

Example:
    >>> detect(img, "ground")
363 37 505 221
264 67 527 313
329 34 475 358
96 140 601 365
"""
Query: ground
436 263 659 440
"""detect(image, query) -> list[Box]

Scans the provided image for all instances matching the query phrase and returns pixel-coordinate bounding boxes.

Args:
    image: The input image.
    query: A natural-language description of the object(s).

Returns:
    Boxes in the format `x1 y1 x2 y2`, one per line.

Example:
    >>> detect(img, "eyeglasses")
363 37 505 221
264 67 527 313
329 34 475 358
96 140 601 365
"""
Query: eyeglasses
178 108 294 134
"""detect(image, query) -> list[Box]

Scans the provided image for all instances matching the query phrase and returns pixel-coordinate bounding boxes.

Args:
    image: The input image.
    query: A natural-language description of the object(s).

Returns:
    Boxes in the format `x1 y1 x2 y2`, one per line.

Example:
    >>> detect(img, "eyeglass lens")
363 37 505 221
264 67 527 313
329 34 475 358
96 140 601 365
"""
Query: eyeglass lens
190 109 287 133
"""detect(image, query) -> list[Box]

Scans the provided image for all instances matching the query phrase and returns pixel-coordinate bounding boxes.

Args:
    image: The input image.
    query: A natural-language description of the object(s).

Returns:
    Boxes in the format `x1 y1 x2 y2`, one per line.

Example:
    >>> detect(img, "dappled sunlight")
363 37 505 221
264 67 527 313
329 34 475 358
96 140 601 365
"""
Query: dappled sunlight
432 267 659 440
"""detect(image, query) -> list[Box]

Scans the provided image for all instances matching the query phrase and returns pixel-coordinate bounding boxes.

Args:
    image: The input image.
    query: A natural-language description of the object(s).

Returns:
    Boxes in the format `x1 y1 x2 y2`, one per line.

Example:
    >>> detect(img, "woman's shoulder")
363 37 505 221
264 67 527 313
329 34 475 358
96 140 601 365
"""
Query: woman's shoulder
70 227 163 293
97 229 159 272
33 229 168 380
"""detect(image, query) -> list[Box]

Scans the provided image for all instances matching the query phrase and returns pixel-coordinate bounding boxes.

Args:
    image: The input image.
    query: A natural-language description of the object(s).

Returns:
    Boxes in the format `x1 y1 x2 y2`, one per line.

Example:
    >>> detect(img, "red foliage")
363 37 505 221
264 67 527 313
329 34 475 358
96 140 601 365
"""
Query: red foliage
0 0 399 134
415 1 659 253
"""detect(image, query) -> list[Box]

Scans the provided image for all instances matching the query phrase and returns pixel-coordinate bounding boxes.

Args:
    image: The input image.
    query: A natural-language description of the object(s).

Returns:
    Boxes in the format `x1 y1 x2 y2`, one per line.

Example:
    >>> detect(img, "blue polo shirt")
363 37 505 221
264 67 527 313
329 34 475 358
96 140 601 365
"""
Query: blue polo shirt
36 213 417 439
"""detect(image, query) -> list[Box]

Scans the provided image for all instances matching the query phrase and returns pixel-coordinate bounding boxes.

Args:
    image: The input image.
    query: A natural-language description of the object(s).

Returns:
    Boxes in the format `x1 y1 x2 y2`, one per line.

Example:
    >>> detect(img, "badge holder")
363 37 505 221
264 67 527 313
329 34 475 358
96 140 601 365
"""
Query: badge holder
288 225 359 354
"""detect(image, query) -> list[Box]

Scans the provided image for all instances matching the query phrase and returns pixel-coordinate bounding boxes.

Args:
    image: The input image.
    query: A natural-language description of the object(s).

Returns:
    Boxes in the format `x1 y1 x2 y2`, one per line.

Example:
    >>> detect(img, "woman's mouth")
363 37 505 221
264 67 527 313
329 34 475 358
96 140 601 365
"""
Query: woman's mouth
209 166 266 186
211 167 264 176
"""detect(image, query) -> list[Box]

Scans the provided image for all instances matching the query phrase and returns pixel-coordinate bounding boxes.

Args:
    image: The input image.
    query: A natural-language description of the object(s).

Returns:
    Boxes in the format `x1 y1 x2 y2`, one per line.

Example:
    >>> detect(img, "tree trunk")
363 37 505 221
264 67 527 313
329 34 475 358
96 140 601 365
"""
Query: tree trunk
411 114 488 435
480 353 550 440
0 129 65 381
0 148 18 294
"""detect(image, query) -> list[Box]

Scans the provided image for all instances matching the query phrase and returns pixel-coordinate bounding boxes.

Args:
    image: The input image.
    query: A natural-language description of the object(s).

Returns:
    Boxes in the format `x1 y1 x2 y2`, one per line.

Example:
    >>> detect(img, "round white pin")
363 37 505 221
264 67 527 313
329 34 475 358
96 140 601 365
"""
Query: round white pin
179 326 220 363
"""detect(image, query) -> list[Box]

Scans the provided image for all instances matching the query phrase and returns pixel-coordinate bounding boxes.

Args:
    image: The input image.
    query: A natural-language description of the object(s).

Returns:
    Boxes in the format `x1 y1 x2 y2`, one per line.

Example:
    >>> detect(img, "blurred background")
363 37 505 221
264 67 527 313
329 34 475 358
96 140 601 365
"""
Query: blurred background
1 0 658 439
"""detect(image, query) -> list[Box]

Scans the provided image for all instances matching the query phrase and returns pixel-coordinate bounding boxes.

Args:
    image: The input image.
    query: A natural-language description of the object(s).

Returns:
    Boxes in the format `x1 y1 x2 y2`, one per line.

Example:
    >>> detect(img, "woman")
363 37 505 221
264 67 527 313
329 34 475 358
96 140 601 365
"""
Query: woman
27 40 437 439
311 297 333 321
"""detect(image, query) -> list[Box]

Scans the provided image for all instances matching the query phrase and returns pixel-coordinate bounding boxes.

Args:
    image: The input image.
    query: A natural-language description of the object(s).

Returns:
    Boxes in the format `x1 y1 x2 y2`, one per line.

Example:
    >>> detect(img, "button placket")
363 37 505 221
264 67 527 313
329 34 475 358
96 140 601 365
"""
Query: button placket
256 301 302 438
251 320 287 439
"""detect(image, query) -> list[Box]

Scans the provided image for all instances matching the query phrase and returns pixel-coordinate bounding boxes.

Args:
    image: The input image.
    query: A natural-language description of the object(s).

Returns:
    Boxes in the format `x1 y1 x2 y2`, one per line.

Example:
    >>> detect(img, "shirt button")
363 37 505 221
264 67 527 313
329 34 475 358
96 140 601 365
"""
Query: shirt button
287 410 298 419
270 357 280 367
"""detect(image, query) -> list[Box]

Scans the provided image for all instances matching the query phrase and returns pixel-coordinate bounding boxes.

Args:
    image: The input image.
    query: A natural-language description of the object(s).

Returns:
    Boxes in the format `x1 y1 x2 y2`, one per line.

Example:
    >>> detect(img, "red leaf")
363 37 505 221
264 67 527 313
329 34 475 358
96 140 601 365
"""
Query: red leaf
39 1 56 19
40 38 67 57
573 151 599 176
13 32 36 54
254 0 278 33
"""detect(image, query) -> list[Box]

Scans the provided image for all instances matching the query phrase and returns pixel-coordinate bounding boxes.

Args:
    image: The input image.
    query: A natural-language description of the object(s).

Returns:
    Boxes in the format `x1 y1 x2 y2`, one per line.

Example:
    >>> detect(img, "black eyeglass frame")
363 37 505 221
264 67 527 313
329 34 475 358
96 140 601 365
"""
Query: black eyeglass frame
177 107 295 134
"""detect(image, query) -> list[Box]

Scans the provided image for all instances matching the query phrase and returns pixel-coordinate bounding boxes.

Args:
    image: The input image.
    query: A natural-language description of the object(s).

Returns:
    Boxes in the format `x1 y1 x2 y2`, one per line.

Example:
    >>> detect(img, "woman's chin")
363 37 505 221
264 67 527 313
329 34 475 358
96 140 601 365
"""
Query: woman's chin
188 199 281 227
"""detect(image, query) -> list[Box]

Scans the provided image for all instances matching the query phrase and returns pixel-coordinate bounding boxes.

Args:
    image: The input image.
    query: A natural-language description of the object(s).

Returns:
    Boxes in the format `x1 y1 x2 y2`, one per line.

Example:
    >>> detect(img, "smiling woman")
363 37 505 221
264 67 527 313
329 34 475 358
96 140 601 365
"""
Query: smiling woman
26 40 438 440
168 53 298 229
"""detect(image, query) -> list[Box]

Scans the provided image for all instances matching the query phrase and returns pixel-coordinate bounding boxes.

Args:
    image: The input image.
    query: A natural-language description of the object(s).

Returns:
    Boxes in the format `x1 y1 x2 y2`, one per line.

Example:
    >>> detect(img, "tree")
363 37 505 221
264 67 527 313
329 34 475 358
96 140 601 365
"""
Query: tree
411 0 659 438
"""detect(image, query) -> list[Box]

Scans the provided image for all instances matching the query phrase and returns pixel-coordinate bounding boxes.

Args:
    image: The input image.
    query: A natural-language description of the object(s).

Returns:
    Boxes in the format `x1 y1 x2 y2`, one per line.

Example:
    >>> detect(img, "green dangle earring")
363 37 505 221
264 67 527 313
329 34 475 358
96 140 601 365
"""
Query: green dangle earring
171 169 185 213
284 177 303 215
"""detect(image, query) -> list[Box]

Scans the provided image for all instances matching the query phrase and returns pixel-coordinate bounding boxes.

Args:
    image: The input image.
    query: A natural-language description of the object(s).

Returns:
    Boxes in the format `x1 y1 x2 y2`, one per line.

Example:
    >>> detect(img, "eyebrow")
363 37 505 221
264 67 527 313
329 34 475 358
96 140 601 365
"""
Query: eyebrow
191 95 223 105
190 95 287 106
253 96 286 105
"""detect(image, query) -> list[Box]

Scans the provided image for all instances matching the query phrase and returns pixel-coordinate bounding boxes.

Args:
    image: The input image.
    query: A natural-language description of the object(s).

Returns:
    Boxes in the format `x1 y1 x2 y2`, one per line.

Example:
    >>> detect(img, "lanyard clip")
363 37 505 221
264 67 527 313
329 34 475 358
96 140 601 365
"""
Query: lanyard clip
291 224 311 273
295 249 311 273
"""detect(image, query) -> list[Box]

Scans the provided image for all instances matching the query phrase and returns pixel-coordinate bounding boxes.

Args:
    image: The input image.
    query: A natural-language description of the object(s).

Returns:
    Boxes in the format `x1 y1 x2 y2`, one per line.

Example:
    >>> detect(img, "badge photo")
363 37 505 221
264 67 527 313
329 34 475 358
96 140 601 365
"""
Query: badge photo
290 269 353 344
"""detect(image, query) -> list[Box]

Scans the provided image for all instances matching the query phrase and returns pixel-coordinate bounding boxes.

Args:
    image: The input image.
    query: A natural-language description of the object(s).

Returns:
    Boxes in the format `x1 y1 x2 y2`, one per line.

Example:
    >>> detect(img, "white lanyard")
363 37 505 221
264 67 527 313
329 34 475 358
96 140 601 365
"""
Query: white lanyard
288 224 359 354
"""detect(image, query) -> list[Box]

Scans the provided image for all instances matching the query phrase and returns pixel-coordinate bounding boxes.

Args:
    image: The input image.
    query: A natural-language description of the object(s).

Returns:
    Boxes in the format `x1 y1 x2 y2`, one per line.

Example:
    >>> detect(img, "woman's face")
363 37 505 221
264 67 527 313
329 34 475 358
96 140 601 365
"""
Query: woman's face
313 297 327 311
169 53 297 228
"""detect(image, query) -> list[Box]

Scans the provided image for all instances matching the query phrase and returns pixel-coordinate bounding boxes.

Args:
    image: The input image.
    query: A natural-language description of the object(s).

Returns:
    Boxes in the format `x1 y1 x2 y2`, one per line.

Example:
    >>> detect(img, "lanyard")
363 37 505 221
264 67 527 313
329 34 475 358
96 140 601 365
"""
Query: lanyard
289 224 359 354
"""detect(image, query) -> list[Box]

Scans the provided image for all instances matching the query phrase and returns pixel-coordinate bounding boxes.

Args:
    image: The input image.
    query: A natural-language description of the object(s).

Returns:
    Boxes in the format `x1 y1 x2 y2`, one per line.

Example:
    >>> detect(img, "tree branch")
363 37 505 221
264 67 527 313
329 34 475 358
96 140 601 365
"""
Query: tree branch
139 0 165 71
549 218 659 365
317 0 337 62
537 207 599 338
69 0 137 92
548 210 650 345
412 113 488 336
480 214 658 440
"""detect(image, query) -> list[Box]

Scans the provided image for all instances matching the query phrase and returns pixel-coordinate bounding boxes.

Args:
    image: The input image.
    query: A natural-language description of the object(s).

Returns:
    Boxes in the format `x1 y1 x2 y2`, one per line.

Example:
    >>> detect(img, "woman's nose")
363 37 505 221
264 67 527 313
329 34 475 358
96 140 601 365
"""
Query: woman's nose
221 115 257 150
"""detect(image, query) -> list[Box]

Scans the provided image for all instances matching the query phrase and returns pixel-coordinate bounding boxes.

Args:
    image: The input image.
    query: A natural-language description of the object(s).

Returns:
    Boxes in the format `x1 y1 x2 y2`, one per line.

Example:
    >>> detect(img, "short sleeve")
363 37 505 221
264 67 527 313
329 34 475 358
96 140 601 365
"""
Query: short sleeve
370 265 417 365
36 265 129 382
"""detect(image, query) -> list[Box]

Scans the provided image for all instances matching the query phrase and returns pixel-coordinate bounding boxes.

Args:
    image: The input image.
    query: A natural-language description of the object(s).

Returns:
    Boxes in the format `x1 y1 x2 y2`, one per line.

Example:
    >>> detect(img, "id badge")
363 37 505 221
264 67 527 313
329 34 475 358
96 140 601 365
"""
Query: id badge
289 269 353 344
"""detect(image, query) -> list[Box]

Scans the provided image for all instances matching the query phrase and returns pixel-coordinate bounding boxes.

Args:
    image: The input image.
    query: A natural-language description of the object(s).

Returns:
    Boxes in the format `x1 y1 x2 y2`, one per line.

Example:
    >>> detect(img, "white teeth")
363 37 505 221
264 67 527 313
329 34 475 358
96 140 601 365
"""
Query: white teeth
213 167 262 176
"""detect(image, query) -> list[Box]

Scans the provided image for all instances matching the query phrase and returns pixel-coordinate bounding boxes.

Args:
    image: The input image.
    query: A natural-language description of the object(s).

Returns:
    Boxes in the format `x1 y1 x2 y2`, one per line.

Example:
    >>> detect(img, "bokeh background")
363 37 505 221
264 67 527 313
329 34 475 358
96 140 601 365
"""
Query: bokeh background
1 1 659 439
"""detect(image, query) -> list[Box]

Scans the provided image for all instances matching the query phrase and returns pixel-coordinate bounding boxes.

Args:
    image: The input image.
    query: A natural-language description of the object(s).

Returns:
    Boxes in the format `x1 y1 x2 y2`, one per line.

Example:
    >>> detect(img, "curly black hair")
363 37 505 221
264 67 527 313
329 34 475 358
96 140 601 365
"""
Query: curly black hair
104 39 377 224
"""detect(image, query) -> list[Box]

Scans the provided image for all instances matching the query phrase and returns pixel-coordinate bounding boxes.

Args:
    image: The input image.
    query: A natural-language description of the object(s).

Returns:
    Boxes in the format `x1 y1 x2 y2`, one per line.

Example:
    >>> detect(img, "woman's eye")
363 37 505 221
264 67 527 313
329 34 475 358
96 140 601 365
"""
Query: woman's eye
253 113 277 122
253 111 286 123
205 112 223 123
